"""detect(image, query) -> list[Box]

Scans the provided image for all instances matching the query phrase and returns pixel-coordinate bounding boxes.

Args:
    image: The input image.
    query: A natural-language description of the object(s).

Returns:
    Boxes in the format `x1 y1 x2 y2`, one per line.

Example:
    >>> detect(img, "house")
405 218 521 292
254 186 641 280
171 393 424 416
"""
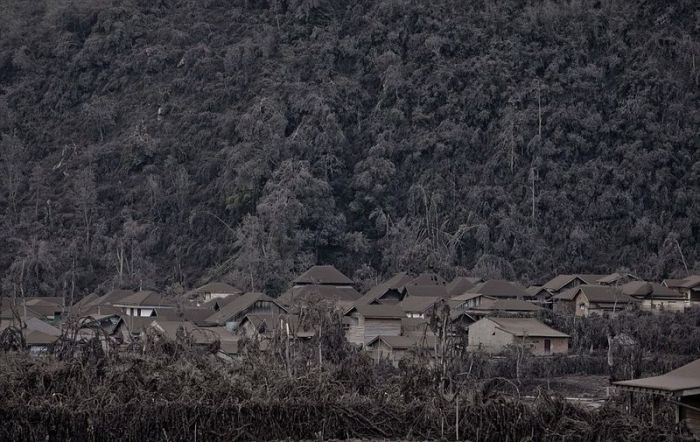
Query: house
76 289 134 316
366 335 436 366
0 297 65 323
277 284 361 311
542 274 609 295
204 292 287 331
597 272 639 286
555 285 637 317
622 281 687 312
401 284 449 299
405 272 448 286
525 286 553 308
401 317 435 337
344 304 403 346
468 317 569 355
463 280 531 301
25 330 59 355
446 276 480 297
614 358 700 438
663 275 700 306
237 313 314 341
469 298 542 316
187 282 241 303
356 272 415 305
398 296 441 319
113 290 176 317
293 265 354 286
147 319 240 355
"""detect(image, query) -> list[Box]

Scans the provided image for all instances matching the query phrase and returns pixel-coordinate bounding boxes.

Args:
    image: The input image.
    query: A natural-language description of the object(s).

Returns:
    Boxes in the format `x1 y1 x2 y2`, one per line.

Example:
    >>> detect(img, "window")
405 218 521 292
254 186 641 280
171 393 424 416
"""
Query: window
544 339 551 354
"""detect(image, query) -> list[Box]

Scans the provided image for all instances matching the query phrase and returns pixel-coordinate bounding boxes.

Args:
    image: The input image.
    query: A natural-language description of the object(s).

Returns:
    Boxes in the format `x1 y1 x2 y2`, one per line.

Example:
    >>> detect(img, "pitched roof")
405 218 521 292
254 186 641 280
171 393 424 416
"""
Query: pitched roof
403 285 448 299
93 289 135 306
114 290 174 307
679 275 700 289
205 292 284 324
614 358 700 393
406 272 447 286
399 296 441 313
525 286 550 298
597 273 638 285
486 317 569 338
25 317 62 336
356 272 415 305
348 304 404 319
621 281 679 299
293 265 353 285
25 330 59 346
472 299 542 312
574 285 636 304
542 274 609 291
446 277 477 297
662 278 687 289
277 284 361 306
466 280 529 298
367 335 437 349
191 282 241 294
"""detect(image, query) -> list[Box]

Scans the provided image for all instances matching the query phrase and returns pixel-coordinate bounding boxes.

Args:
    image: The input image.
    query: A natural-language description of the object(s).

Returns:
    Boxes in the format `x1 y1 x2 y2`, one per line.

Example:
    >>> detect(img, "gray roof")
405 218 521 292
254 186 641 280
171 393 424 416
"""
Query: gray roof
403 285 448 299
486 317 569 338
466 280 529 298
614 358 700 393
472 299 542 312
293 265 353 285
621 281 679 299
542 274 609 291
204 292 284 324
406 272 447 286
446 277 477 297
356 272 414 305
114 290 174 307
348 304 404 319
277 284 361 306
399 296 441 313
191 282 241 295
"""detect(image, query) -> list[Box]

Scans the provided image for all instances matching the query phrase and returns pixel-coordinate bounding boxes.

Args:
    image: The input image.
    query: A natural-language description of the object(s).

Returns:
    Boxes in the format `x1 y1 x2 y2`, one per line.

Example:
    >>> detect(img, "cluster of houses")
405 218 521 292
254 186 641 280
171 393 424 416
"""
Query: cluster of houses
1 267 699 364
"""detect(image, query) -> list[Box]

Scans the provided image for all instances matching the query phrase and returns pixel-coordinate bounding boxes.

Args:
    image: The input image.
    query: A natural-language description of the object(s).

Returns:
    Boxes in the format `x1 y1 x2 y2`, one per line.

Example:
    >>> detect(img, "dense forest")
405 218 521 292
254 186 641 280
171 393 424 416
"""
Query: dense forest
0 0 698 298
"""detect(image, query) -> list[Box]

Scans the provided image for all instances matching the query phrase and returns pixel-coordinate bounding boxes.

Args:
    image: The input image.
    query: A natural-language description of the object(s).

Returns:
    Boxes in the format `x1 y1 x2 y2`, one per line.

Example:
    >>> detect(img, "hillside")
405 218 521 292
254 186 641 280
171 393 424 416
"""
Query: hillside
0 0 698 297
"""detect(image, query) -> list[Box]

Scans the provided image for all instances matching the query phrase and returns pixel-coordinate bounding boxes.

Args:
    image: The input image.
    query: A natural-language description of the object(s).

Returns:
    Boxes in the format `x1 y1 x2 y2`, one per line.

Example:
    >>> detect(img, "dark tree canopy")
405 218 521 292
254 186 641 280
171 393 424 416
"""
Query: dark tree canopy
0 0 698 297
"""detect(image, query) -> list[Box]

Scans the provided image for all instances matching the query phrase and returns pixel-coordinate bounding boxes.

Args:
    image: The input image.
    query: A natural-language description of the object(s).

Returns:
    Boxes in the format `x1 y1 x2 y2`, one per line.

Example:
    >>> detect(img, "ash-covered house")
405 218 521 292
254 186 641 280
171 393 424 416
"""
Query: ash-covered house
398 296 442 319
366 335 436 366
355 272 416 305
344 304 403 346
113 290 176 318
663 275 700 308
278 265 361 311
553 285 637 317
622 281 687 312
204 292 286 332
186 282 241 304
468 317 569 356
449 279 531 310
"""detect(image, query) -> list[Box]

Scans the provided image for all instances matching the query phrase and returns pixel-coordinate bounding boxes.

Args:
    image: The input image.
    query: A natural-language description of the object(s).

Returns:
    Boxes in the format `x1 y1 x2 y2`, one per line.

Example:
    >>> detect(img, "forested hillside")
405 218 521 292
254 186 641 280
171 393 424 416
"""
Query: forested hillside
0 0 698 298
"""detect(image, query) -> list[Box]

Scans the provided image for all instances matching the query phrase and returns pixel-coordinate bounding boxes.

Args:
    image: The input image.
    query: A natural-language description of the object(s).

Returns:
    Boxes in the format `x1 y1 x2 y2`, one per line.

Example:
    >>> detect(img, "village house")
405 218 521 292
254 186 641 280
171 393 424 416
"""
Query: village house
525 286 553 308
279 265 361 310
147 319 240 356
469 298 542 316
554 285 637 317
204 292 287 331
468 317 569 355
463 279 531 301
344 304 403 346
597 272 639 286
614 358 700 438
186 281 241 303
401 284 449 300
663 275 700 306
366 335 436 366
75 289 134 316
622 281 687 312
541 274 610 295
398 296 441 319
355 272 415 305
113 290 176 318
446 276 479 297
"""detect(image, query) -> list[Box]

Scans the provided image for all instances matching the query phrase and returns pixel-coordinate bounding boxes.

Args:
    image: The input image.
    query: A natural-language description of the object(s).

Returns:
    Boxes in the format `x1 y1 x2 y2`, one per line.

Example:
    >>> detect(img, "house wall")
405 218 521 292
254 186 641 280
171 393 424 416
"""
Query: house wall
345 314 364 345
553 300 575 316
467 319 514 353
639 299 687 313
522 336 568 355
363 318 402 345
680 395 700 439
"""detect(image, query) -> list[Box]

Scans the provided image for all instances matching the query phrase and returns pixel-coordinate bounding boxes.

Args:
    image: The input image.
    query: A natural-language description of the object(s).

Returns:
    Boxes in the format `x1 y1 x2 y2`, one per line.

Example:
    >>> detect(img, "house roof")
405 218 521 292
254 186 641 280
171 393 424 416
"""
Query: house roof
191 282 241 295
525 286 550 298
542 274 609 291
614 358 700 393
555 284 621 302
25 330 59 346
572 285 636 305
348 304 404 319
446 277 477 297
679 275 700 289
486 317 569 338
158 307 215 323
205 292 284 324
356 272 414 305
93 289 135 306
621 281 679 299
406 272 447 286
472 299 542 312
399 296 441 313
293 265 353 285
277 284 361 306
403 285 448 299
466 280 529 298
114 290 174 307
25 317 62 337
597 272 637 285
367 335 436 349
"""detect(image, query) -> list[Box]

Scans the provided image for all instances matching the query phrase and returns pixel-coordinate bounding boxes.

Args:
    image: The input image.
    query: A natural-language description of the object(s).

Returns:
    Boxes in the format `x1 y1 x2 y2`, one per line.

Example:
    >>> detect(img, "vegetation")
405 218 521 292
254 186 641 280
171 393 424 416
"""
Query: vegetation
0 0 698 298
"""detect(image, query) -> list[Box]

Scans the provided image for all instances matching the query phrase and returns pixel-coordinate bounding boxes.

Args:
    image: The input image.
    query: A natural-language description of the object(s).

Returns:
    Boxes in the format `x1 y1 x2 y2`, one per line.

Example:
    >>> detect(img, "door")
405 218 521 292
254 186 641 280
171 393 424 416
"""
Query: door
544 339 551 354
